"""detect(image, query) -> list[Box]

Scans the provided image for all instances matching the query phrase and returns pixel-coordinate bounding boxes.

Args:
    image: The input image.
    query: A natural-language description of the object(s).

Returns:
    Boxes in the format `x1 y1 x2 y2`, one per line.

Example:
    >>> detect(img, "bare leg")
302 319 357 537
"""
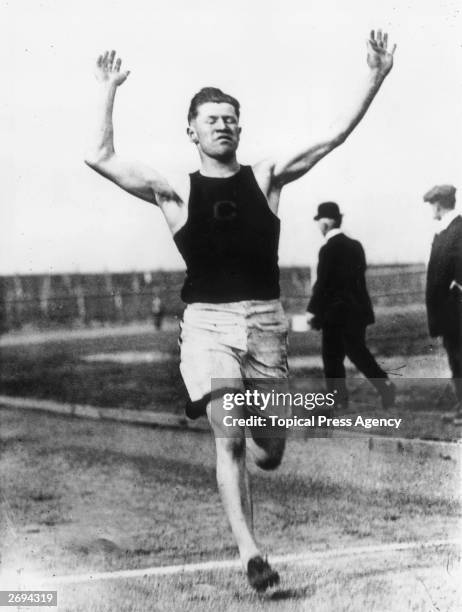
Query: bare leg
207 402 281 590
214 434 259 567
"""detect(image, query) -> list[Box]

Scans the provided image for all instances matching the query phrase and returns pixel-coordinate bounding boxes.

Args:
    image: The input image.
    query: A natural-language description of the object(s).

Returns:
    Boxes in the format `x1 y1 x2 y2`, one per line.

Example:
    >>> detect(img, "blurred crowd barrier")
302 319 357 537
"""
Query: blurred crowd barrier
0 264 425 332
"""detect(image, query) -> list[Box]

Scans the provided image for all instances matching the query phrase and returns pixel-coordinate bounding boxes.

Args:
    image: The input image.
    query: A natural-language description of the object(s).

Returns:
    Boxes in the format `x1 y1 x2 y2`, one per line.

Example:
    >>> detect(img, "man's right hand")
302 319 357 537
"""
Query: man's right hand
95 50 130 87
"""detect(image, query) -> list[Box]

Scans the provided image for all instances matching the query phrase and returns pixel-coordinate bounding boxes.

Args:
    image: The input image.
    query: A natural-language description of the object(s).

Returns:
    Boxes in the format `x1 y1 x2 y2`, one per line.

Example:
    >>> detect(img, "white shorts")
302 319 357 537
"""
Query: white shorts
179 299 289 407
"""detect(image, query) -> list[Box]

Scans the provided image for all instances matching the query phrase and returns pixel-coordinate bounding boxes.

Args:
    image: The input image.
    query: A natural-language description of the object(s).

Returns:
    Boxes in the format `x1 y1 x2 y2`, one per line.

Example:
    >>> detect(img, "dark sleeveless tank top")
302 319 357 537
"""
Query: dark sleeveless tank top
173 165 280 303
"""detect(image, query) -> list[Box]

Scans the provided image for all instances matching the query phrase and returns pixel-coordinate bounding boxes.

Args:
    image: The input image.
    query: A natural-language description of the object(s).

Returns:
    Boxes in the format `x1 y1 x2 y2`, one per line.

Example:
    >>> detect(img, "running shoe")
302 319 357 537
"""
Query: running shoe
247 556 280 591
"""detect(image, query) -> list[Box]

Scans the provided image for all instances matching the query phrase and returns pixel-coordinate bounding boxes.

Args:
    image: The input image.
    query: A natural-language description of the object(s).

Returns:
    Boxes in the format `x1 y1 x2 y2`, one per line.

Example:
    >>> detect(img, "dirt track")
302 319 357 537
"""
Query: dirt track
1 407 460 610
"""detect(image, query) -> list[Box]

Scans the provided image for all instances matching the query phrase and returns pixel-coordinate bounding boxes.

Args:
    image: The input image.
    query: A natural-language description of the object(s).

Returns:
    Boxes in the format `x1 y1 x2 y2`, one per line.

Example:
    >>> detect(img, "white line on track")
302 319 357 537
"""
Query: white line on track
40 539 460 586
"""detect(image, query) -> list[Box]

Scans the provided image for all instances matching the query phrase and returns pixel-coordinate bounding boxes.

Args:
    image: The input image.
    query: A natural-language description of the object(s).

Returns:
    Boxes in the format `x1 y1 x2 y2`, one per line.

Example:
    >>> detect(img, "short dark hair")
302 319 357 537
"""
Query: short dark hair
188 87 240 124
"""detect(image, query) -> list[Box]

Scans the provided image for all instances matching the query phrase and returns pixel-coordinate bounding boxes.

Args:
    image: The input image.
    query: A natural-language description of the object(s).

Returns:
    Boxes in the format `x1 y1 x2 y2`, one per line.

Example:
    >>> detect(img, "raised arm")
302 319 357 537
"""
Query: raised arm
271 30 396 187
84 50 180 208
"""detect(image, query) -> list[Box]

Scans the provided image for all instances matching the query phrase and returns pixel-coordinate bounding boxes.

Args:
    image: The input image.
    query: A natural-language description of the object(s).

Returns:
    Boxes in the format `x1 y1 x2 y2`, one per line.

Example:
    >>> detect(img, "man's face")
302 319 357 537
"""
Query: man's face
317 218 335 236
187 102 241 160
429 201 442 221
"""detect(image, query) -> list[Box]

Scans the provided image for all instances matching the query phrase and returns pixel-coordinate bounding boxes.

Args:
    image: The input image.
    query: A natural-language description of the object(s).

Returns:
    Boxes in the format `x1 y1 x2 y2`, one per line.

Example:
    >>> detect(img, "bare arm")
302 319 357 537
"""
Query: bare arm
85 51 180 207
271 30 397 187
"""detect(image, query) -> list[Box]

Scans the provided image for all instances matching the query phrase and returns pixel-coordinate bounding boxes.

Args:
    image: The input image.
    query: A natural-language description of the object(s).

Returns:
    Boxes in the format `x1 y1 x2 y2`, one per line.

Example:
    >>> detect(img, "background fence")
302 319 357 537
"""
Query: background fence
0 263 426 332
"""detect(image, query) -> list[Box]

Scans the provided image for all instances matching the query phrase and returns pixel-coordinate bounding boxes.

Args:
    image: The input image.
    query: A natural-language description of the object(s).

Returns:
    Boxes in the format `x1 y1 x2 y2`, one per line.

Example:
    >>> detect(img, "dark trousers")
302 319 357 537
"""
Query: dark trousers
443 333 462 402
321 323 387 400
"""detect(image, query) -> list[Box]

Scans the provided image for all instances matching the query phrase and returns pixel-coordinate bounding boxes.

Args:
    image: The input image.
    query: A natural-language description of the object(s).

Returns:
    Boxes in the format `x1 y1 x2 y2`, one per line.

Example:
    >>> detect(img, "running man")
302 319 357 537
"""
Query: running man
85 30 396 590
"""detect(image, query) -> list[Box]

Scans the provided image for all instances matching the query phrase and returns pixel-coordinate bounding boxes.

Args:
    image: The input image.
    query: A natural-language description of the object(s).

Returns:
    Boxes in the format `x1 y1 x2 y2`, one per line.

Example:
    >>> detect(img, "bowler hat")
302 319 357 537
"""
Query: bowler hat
423 184 456 204
314 201 342 221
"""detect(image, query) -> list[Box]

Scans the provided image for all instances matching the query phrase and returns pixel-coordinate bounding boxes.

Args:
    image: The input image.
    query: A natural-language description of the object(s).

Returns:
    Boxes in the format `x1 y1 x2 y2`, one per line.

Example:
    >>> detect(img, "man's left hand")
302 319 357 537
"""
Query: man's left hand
367 29 396 76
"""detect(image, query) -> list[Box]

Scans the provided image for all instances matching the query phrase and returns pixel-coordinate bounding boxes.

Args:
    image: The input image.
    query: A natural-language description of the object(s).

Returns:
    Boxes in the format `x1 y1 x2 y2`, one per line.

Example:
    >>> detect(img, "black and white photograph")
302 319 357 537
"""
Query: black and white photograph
0 0 461 610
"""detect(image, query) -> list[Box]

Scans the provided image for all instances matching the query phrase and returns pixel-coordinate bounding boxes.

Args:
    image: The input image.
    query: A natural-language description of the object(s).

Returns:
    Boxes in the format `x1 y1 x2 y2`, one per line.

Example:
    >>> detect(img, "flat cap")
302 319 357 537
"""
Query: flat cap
423 184 456 204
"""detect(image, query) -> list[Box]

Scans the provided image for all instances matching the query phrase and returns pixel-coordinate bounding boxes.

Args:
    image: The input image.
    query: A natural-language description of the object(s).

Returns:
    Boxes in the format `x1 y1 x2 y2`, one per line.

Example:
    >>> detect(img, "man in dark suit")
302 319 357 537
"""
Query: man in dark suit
307 202 395 409
423 185 462 424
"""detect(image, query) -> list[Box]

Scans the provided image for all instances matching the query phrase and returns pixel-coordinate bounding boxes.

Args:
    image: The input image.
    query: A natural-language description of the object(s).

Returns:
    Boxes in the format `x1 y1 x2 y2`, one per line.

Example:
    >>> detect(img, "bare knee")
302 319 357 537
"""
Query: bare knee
256 452 283 471
216 436 246 462
253 438 285 471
